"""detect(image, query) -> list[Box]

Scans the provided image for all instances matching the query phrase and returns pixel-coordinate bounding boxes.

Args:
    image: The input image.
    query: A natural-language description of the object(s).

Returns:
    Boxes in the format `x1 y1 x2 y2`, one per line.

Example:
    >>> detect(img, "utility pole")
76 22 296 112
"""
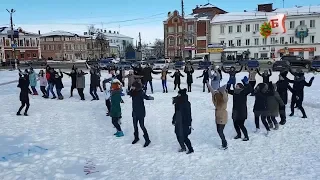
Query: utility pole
6 8 16 69
181 0 185 61
283 0 284 8
138 32 142 51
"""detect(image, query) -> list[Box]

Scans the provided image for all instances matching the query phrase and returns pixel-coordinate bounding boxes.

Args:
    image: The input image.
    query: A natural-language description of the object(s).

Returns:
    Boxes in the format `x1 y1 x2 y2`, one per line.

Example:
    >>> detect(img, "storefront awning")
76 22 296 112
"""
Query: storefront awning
278 47 315 53
223 49 247 52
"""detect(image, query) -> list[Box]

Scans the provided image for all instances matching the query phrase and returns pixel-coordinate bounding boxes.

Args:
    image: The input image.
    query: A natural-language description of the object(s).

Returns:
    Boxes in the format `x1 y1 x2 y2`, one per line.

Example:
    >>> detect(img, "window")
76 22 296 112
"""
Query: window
32 53 37 58
254 24 259 32
31 40 36 47
254 53 259 59
270 37 275 44
58 44 62 50
65 44 68 50
220 25 225 34
310 36 315 43
280 37 285 44
260 53 268 58
169 38 174 46
178 26 182 32
236 25 241 33
310 20 315 28
289 21 295 29
262 38 267 45
245 39 250 46
5 39 10 46
299 37 304 43
220 40 225 45
188 25 194 32
228 40 233 46
19 40 24 47
236 39 241 46
168 27 174 33
289 37 295 44
51 45 55 50
228 26 233 33
300 20 305 26
20 53 24 59
26 40 30 46
254 38 259 45
270 53 275 58
299 51 304 57
177 38 181 45
309 51 314 58
245 24 250 32
187 38 194 44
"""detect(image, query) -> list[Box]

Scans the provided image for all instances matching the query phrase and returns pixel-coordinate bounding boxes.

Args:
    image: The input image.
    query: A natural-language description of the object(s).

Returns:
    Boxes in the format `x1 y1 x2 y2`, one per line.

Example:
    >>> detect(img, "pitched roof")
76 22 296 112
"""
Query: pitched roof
211 5 320 23
0 26 39 36
41 30 88 37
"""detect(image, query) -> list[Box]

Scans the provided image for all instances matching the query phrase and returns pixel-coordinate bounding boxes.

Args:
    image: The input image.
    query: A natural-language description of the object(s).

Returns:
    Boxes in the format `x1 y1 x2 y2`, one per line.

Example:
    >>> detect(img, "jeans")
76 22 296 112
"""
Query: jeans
254 115 270 131
133 116 149 139
144 80 153 93
77 88 85 100
202 83 209 92
161 80 167 91
70 86 76 96
233 119 249 138
46 83 56 97
228 77 236 86
112 117 122 131
56 88 62 97
217 124 227 147
267 116 278 126
17 100 30 114
90 86 99 100
31 86 38 95
40 86 46 96
290 95 306 116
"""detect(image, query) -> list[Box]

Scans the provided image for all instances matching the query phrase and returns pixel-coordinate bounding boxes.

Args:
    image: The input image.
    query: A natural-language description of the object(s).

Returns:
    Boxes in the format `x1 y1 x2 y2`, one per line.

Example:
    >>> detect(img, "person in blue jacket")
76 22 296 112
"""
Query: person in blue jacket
128 80 154 147
29 67 38 95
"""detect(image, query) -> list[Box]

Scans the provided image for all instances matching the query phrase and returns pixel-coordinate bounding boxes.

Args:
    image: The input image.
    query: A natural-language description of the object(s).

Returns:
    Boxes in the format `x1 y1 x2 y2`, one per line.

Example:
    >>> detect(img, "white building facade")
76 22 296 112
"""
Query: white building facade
103 30 134 57
210 5 320 62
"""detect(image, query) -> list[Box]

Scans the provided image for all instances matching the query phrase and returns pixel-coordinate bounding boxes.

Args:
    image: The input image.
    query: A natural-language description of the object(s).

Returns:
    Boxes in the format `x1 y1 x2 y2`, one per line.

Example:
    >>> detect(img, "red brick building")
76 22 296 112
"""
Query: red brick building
163 3 226 60
0 27 41 62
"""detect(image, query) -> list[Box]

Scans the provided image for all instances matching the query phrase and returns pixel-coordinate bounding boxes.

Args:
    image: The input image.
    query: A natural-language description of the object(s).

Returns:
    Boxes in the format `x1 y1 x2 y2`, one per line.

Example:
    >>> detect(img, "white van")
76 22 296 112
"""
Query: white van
153 59 167 70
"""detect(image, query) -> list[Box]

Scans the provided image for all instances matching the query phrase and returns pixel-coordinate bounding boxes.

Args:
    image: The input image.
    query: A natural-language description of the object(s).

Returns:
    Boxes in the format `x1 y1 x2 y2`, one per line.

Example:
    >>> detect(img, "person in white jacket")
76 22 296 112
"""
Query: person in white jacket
104 81 111 116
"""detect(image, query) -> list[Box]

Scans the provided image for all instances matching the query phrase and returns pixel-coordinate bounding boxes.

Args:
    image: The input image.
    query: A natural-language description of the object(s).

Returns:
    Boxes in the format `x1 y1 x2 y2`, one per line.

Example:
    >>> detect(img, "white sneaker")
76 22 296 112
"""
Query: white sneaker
254 128 260 133
265 131 270 136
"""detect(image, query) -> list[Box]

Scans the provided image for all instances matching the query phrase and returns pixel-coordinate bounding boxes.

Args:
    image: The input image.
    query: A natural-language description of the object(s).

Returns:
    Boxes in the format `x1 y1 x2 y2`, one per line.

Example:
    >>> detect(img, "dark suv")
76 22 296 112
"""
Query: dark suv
281 55 312 69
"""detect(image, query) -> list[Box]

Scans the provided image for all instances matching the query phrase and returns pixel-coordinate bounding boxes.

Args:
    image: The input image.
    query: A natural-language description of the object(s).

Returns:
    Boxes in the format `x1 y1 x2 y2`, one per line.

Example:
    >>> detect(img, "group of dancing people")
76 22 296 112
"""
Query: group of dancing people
15 62 315 154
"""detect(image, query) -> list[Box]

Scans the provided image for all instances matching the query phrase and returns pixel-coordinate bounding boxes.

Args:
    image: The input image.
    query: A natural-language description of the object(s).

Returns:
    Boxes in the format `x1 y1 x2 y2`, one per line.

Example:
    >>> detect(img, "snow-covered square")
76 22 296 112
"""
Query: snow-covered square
0 69 320 180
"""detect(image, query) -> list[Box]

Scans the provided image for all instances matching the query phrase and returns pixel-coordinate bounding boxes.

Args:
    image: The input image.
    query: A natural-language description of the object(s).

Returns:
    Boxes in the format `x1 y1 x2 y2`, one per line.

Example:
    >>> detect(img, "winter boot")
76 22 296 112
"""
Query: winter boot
91 98 96 101
289 113 294 116
143 134 151 147
132 138 139 144
16 112 21 116
116 131 124 137
163 89 165 93
219 146 228 150
274 124 279 130
186 149 194 154
234 135 241 139
268 123 274 129
302 115 307 118
279 120 286 125
165 88 168 93
265 130 270 137
51 96 57 99
24 112 28 116
178 148 186 152
254 128 260 133
242 137 249 141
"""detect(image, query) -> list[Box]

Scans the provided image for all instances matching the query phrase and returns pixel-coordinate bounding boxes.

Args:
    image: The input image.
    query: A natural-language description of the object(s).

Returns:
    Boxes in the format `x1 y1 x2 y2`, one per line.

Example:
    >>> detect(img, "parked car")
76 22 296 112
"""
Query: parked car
86 59 99 66
116 61 132 70
198 61 212 69
174 61 185 69
257 57 274 65
272 60 290 72
99 59 112 70
246 60 260 69
281 55 312 69
311 60 320 72
24 59 47 67
1 59 20 66
191 57 205 64
153 59 167 70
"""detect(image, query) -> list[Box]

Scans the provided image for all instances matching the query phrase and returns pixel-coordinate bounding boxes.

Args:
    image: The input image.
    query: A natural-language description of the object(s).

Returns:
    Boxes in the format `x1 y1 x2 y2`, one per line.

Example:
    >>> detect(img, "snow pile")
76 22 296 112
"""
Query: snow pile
0 69 319 179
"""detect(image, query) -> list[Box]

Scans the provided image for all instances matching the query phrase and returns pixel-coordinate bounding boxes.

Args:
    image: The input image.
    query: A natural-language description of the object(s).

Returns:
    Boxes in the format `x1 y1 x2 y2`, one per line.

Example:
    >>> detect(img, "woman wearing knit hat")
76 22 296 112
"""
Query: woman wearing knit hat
110 79 124 137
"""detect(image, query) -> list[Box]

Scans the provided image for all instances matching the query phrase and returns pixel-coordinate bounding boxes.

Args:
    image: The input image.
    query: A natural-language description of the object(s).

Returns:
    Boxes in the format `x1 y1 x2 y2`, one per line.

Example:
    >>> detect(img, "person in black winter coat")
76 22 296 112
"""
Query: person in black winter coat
197 68 210 92
253 83 271 136
171 69 184 90
287 73 314 118
222 66 243 86
276 73 289 125
257 69 272 83
184 62 194 92
142 64 161 93
172 88 194 154
128 81 154 147
54 70 64 100
95 67 103 92
89 69 100 100
17 72 31 116
226 76 252 141
63 67 77 97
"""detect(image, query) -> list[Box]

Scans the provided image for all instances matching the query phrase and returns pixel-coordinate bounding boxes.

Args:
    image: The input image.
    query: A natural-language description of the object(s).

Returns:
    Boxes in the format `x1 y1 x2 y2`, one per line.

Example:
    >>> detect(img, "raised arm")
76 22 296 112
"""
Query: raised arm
257 69 262 76
268 69 272 76
179 72 184 77
63 72 71 76
221 66 227 73
304 77 314 87
206 81 215 93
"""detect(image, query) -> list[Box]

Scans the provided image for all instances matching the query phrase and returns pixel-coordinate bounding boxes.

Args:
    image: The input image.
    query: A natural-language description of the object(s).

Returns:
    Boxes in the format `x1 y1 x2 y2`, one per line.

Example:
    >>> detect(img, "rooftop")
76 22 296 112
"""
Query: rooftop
0 26 39 36
41 30 88 37
211 5 320 23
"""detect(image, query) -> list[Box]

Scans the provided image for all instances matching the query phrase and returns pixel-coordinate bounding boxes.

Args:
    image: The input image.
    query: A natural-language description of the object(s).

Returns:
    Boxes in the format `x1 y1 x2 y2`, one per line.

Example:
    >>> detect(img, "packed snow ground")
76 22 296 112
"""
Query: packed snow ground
0 69 320 179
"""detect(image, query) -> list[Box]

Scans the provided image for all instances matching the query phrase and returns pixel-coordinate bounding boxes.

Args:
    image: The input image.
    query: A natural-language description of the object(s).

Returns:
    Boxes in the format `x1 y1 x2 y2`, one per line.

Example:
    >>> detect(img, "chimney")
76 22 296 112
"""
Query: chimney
258 3 273 12
104 30 106 33
38 30 41 35
109 30 111 33
117 31 119 34
114 31 116 33
84 32 88 35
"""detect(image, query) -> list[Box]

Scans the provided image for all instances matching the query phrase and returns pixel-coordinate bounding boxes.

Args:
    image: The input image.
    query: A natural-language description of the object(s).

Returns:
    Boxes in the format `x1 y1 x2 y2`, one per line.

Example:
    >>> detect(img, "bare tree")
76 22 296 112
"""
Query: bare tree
153 39 164 58
95 32 109 59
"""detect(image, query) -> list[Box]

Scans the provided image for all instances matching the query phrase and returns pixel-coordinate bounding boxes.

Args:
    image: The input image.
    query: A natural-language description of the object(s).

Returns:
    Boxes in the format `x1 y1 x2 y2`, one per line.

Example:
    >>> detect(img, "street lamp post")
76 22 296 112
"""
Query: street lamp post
6 8 17 69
